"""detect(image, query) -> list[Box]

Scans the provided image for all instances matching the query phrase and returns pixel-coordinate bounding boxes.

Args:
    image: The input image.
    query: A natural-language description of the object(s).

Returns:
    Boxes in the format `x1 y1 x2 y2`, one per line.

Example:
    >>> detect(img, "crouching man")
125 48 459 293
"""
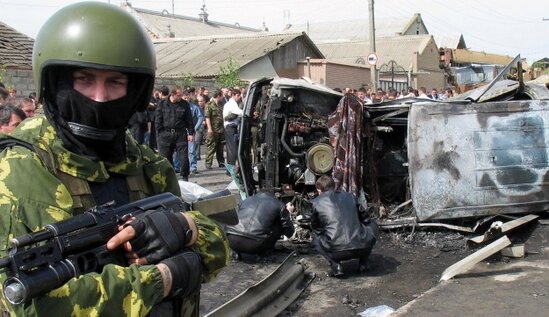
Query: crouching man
311 175 379 277
225 192 294 260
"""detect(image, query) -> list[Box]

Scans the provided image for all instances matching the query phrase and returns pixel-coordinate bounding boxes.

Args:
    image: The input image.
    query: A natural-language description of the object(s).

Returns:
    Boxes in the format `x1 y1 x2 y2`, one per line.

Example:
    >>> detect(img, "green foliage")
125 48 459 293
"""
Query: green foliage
183 72 195 87
0 66 6 85
532 61 549 70
176 72 195 88
215 57 244 88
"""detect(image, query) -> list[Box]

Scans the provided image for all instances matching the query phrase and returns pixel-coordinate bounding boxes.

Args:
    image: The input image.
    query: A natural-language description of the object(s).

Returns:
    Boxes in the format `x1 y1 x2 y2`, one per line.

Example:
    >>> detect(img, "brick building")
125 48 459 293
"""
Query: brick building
0 21 34 97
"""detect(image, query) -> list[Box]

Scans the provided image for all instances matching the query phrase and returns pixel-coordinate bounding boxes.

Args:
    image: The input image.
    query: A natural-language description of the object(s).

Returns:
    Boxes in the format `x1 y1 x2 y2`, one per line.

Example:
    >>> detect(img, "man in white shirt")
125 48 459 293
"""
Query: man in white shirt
222 88 243 166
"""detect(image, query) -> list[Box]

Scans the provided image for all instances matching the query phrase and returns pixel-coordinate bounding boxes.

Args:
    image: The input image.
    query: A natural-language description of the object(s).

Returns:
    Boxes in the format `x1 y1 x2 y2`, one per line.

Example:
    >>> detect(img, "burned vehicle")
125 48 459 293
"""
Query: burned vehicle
237 78 342 205
238 56 549 222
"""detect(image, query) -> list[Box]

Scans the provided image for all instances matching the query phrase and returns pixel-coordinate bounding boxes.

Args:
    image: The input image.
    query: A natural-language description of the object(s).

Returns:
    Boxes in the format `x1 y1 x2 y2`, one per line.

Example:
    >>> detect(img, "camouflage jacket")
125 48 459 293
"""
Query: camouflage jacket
0 116 229 316
204 100 224 134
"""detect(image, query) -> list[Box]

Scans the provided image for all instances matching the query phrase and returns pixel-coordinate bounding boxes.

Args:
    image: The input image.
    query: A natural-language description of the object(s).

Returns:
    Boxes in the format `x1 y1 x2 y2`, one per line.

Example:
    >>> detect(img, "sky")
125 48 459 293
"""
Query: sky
1 0 548 64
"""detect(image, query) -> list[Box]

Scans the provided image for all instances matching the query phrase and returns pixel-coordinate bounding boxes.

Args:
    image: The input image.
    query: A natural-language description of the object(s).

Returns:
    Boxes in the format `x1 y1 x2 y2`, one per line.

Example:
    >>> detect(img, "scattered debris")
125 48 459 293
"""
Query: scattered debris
357 304 395 317
388 199 413 217
472 215 498 232
501 244 525 258
191 191 239 225
204 252 315 317
468 214 539 244
440 235 512 281
378 217 473 233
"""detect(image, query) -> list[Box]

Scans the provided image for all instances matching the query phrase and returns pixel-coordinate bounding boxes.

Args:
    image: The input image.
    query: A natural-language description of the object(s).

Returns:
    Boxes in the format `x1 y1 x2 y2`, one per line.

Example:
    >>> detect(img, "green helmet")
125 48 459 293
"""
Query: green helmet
33 1 156 112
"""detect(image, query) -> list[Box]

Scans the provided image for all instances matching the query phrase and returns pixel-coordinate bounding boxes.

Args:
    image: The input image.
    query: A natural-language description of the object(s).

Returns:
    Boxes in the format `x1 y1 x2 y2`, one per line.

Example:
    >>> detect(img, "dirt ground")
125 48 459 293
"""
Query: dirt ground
199 220 547 316
199 225 472 316
189 152 548 317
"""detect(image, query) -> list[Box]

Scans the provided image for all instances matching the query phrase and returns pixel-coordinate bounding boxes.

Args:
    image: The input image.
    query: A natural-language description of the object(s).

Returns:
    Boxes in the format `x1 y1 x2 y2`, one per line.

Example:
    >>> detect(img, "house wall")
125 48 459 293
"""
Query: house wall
271 38 322 79
1 68 34 98
300 62 327 84
402 17 429 36
414 39 446 90
154 77 218 92
298 61 371 89
325 63 371 89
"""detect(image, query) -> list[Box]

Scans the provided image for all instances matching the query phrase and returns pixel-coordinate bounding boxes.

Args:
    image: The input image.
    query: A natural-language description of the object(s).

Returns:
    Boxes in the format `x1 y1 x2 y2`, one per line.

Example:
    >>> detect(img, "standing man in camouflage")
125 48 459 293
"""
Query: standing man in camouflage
204 90 226 169
0 3 228 317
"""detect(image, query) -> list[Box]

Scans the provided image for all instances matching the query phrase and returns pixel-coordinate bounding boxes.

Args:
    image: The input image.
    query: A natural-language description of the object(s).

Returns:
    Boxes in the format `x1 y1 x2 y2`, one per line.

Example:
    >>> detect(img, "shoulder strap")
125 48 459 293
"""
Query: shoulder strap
0 137 35 153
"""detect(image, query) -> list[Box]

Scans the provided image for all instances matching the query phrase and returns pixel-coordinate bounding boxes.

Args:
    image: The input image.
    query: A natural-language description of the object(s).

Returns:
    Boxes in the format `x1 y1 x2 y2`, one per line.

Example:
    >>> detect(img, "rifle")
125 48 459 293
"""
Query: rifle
0 192 185 305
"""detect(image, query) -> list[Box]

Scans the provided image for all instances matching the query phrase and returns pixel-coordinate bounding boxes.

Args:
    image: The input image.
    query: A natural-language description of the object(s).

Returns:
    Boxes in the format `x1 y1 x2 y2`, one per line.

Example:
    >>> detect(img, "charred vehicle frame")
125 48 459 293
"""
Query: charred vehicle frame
237 56 549 222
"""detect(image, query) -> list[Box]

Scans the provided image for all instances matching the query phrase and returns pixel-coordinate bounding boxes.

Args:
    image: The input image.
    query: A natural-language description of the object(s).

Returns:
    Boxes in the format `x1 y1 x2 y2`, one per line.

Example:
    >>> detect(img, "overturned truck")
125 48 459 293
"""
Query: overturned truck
237 57 549 222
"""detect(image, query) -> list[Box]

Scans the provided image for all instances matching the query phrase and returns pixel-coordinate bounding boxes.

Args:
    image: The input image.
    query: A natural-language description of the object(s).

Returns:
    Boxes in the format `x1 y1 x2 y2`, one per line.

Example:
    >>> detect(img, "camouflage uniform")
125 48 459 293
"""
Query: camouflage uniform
204 99 225 168
0 116 229 316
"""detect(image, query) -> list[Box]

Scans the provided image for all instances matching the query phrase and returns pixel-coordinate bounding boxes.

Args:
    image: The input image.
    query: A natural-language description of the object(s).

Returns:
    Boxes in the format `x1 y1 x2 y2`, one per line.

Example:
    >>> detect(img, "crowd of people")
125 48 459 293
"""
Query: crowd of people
336 85 455 103
125 83 248 180
0 83 38 134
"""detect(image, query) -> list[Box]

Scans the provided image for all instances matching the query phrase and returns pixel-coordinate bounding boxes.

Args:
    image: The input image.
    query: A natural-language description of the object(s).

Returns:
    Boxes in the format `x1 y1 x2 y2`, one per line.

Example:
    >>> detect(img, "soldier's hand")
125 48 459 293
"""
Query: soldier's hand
156 250 202 299
107 210 197 265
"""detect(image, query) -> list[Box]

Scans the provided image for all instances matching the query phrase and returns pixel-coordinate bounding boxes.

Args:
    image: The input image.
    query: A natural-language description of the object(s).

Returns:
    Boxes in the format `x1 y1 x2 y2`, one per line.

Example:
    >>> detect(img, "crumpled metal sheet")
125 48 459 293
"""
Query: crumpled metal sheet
408 99 549 221
204 252 314 317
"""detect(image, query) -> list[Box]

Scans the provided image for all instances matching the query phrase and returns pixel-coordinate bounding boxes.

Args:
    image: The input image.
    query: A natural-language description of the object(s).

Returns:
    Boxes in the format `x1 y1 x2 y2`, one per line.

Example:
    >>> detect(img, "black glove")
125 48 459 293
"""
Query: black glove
130 209 193 264
161 250 203 299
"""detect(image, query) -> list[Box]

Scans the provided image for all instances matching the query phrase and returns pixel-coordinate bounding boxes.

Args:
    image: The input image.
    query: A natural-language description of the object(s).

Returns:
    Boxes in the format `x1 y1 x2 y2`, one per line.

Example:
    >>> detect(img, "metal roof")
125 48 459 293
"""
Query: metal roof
123 4 261 39
0 21 33 69
153 32 321 78
316 34 433 69
286 14 427 43
433 34 467 49
451 49 514 66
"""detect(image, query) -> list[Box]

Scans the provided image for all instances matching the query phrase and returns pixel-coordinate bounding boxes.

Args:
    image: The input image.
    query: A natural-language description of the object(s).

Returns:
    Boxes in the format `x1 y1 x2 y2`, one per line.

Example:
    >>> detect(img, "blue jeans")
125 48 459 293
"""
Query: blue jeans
173 152 181 173
188 140 197 172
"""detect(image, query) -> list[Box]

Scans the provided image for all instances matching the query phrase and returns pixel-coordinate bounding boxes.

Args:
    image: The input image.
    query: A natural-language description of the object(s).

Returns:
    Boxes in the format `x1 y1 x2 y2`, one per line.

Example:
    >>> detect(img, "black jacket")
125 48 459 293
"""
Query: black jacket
155 98 195 136
226 192 294 240
311 190 378 252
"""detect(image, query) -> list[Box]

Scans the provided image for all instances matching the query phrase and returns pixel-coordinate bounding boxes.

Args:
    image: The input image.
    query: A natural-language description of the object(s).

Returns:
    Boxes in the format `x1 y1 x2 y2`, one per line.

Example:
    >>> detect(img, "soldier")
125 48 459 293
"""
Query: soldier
204 89 225 169
0 2 228 316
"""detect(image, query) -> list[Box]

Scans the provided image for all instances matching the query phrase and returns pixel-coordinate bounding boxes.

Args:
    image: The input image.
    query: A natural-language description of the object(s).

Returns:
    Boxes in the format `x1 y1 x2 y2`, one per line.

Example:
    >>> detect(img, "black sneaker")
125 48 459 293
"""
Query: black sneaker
205 165 212 170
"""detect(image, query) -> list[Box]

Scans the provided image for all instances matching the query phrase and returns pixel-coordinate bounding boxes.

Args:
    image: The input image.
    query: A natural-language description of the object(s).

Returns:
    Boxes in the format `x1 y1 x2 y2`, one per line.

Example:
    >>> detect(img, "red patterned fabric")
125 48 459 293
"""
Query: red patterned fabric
328 94 363 197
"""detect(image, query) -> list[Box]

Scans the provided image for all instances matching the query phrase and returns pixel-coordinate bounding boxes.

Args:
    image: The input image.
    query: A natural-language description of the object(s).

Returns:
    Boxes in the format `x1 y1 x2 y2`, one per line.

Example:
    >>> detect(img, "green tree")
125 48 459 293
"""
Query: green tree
215 57 244 88
532 61 549 70
176 72 195 88
0 66 6 85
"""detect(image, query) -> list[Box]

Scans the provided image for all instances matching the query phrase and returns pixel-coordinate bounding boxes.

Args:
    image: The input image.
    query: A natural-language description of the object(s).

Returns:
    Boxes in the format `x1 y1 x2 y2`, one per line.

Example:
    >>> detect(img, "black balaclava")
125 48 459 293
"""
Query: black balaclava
42 67 151 163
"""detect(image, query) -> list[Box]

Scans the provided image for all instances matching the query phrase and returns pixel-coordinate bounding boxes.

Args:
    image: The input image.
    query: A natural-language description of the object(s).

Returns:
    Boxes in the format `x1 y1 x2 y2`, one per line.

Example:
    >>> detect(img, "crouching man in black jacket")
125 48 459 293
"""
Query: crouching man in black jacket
311 175 379 277
225 192 295 260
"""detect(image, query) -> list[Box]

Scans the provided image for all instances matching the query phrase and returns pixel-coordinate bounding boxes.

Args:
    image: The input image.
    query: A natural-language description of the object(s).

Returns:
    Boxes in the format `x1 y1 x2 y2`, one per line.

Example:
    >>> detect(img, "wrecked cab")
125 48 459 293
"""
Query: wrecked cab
238 78 342 202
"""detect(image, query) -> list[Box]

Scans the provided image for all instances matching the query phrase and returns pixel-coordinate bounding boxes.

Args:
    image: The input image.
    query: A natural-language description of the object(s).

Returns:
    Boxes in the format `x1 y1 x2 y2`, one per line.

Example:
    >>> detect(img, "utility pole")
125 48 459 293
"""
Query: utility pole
368 0 377 91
